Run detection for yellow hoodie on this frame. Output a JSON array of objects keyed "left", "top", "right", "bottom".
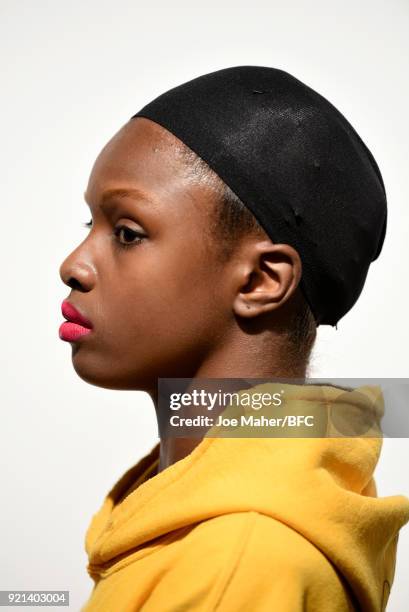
[{"left": 82, "top": 383, "right": 409, "bottom": 611}]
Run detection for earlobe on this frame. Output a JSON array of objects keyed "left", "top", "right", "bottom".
[{"left": 232, "top": 243, "right": 302, "bottom": 319}]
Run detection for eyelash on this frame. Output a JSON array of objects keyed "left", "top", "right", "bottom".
[{"left": 82, "top": 220, "right": 145, "bottom": 250}]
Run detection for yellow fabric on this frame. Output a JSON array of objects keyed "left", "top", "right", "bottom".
[{"left": 82, "top": 383, "right": 409, "bottom": 611}]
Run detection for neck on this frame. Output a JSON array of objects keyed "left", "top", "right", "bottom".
[{"left": 149, "top": 333, "right": 308, "bottom": 473}]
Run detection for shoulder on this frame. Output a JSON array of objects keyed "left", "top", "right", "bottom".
[
  {"left": 186, "top": 511, "right": 332, "bottom": 571},
  {"left": 174, "top": 510, "right": 336, "bottom": 570},
  {"left": 183, "top": 512, "right": 356, "bottom": 611}
]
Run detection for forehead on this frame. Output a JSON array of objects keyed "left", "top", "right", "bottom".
[{"left": 86, "top": 117, "right": 198, "bottom": 199}]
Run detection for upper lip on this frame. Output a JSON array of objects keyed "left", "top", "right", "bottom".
[{"left": 61, "top": 299, "right": 93, "bottom": 329}]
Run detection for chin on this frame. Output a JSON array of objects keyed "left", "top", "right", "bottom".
[
  {"left": 70, "top": 347, "right": 153, "bottom": 391},
  {"left": 71, "top": 347, "right": 121, "bottom": 389}
]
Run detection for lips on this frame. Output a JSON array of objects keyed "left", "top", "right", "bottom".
[
  {"left": 59, "top": 300, "right": 93, "bottom": 342},
  {"left": 61, "top": 300, "right": 93, "bottom": 328}
]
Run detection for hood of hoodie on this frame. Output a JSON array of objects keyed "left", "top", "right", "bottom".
[{"left": 85, "top": 382, "right": 409, "bottom": 611}]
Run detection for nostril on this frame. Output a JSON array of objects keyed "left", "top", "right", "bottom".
[
  {"left": 60, "top": 260, "right": 95, "bottom": 292},
  {"left": 67, "top": 277, "right": 84, "bottom": 291}
]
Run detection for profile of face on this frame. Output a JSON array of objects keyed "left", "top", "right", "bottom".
[
  {"left": 59, "top": 118, "right": 238, "bottom": 392},
  {"left": 59, "top": 117, "right": 302, "bottom": 393}
]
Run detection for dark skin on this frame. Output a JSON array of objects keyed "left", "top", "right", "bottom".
[{"left": 59, "top": 117, "right": 304, "bottom": 474}]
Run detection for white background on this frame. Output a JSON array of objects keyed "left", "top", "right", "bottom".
[{"left": 1, "top": 1, "right": 408, "bottom": 610}]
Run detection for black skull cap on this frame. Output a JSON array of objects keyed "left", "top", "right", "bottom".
[{"left": 131, "top": 65, "right": 387, "bottom": 326}]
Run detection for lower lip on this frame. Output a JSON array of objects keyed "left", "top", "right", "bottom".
[{"left": 59, "top": 321, "right": 93, "bottom": 342}]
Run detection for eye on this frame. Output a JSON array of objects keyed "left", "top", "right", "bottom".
[
  {"left": 82, "top": 219, "right": 92, "bottom": 228},
  {"left": 113, "top": 224, "right": 145, "bottom": 248}
]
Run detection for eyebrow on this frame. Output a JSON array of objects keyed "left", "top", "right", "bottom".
[{"left": 84, "top": 187, "right": 155, "bottom": 211}]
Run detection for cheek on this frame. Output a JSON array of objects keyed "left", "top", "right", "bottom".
[{"left": 106, "top": 254, "right": 223, "bottom": 348}]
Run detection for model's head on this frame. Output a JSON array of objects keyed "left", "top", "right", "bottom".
[
  {"left": 59, "top": 117, "right": 315, "bottom": 391},
  {"left": 59, "top": 66, "right": 387, "bottom": 393}
]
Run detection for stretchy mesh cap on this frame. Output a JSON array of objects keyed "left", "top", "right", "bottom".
[{"left": 131, "top": 65, "right": 387, "bottom": 327}]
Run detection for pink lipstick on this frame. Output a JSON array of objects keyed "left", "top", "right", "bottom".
[{"left": 59, "top": 300, "right": 93, "bottom": 342}]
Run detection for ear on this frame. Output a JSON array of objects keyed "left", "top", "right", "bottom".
[{"left": 232, "top": 240, "right": 302, "bottom": 319}]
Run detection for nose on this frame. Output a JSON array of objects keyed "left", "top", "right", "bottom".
[{"left": 59, "top": 245, "right": 96, "bottom": 292}]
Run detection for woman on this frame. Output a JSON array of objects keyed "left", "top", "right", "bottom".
[{"left": 59, "top": 66, "right": 409, "bottom": 611}]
